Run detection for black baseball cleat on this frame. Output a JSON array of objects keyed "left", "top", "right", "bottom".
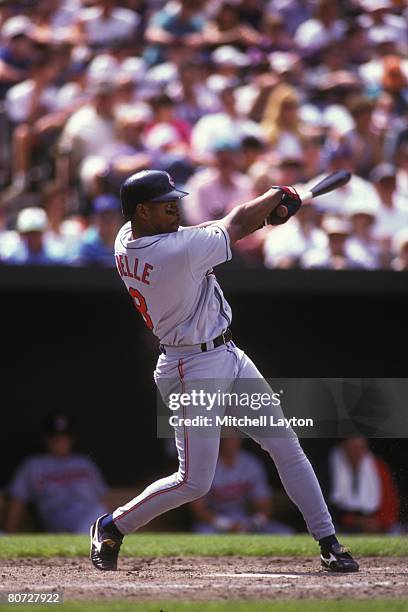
[
  {"left": 90, "top": 514, "right": 123, "bottom": 571},
  {"left": 320, "top": 542, "right": 359, "bottom": 572}
]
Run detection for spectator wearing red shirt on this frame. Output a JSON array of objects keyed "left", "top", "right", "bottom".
[{"left": 327, "top": 437, "right": 400, "bottom": 534}]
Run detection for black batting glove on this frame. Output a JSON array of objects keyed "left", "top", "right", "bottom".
[{"left": 266, "top": 186, "right": 301, "bottom": 226}]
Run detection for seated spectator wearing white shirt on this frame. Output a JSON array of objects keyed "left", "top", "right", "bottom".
[
  {"left": 370, "top": 163, "right": 408, "bottom": 244},
  {"left": 302, "top": 216, "right": 362, "bottom": 270},
  {"left": 57, "top": 77, "right": 116, "bottom": 198},
  {"left": 326, "top": 437, "right": 400, "bottom": 534},
  {"left": 0, "top": 16, "right": 34, "bottom": 101},
  {"left": 345, "top": 201, "right": 384, "bottom": 270},
  {"left": 5, "top": 413, "right": 108, "bottom": 533},
  {"left": 294, "top": 0, "right": 345, "bottom": 57},
  {"left": 5, "top": 54, "right": 61, "bottom": 191},
  {"left": 357, "top": 0, "right": 407, "bottom": 48},
  {"left": 264, "top": 202, "right": 328, "bottom": 269},
  {"left": 190, "top": 437, "right": 293, "bottom": 535},
  {"left": 191, "top": 82, "right": 263, "bottom": 156},
  {"left": 307, "top": 143, "right": 381, "bottom": 216},
  {"left": 75, "top": 0, "right": 140, "bottom": 50}
]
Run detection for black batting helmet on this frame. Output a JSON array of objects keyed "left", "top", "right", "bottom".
[{"left": 120, "top": 170, "right": 189, "bottom": 220}]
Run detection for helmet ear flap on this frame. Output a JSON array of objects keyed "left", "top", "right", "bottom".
[{"left": 120, "top": 182, "right": 134, "bottom": 221}]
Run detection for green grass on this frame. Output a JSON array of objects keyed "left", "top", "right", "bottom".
[
  {"left": 0, "top": 533, "right": 407, "bottom": 558},
  {"left": 0, "top": 601, "right": 408, "bottom": 612}
]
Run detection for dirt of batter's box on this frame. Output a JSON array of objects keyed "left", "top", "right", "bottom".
[{"left": 0, "top": 556, "right": 407, "bottom": 601}]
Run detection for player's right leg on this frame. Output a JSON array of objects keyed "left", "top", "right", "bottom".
[{"left": 231, "top": 346, "right": 359, "bottom": 573}]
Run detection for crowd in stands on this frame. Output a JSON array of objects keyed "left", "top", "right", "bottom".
[{"left": 0, "top": 0, "right": 407, "bottom": 269}]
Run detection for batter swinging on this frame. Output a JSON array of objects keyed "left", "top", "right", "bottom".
[{"left": 90, "top": 169, "right": 359, "bottom": 573}]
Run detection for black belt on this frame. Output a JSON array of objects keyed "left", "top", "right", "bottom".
[
  {"left": 202, "top": 327, "right": 232, "bottom": 352},
  {"left": 160, "top": 328, "right": 232, "bottom": 355}
]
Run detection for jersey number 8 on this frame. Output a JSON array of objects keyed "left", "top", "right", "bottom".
[{"left": 129, "top": 287, "right": 153, "bottom": 330}]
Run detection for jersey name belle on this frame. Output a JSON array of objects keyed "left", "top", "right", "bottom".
[{"left": 115, "top": 254, "right": 154, "bottom": 286}]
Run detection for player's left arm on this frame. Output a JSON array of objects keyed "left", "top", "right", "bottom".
[
  {"left": 188, "top": 185, "right": 300, "bottom": 244},
  {"left": 218, "top": 186, "right": 300, "bottom": 245}
]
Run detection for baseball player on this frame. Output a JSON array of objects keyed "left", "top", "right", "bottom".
[{"left": 90, "top": 169, "right": 359, "bottom": 573}]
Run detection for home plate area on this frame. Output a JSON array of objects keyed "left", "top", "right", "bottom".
[{"left": 1, "top": 557, "right": 407, "bottom": 601}]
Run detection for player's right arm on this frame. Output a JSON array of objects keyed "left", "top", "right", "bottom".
[{"left": 215, "top": 188, "right": 286, "bottom": 245}]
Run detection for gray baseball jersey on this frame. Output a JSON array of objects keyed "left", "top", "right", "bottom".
[{"left": 114, "top": 222, "right": 232, "bottom": 345}]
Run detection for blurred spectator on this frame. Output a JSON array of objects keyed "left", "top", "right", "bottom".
[
  {"left": 294, "top": 0, "right": 345, "bottom": 56},
  {"left": 5, "top": 413, "right": 108, "bottom": 533},
  {"left": 277, "top": 154, "right": 305, "bottom": 186},
  {"left": 202, "top": 1, "right": 261, "bottom": 48},
  {"left": 396, "top": 142, "right": 408, "bottom": 198},
  {"left": 93, "top": 108, "right": 152, "bottom": 195},
  {"left": 0, "top": 16, "right": 33, "bottom": 100},
  {"left": 261, "top": 84, "right": 304, "bottom": 158},
  {"left": 259, "top": 12, "right": 293, "bottom": 53},
  {"left": 391, "top": 227, "right": 408, "bottom": 271},
  {"left": 144, "top": 0, "right": 205, "bottom": 66},
  {"left": 183, "top": 139, "right": 251, "bottom": 226},
  {"left": 5, "top": 55, "right": 62, "bottom": 192},
  {"left": 302, "top": 216, "right": 361, "bottom": 270},
  {"left": 191, "top": 83, "right": 263, "bottom": 156},
  {"left": 264, "top": 202, "right": 327, "bottom": 269},
  {"left": 57, "top": 77, "right": 116, "bottom": 196},
  {"left": 301, "top": 136, "right": 326, "bottom": 182},
  {"left": 145, "top": 93, "right": 191, "bottom": 144},
  {"left": 269, "top": 0, "right": 311, "bottom": 37},
  {"left": 190, "top": 437, "right": 293, "bottom": 534},
  {"left": 41, "top": 183, "right": 84, "bottom": 259},
  {"left": 167, "top": 61, "right": 218, "bottom": 126},
  {"left": 28, "top": 0, "right": 79, "bottom": 46},
  {"left": 327, "top": 437, "right": 400, "bottom": 534},
  {"left": 0, "top": 206, "right": 67, "bottom": 265},
  {"left": 74, "top": 193, "right": 121, "bottom": 266},
  {"left": 345, "top": 200, "right": 383, "bottom": 269},
  {"left": 357, "top": 0, "right": 407, "bottom": 47},
  {"left": 342, "top": 95, "right": 384, "bottom": 179},
  {"left": 75, "top": 0, "right": 140, "bottom": 50},
  {"left": 370, "top": 163, "right": 408, "bottom": 242},
  {"left": 306, "top": 143, "right": 381, "bottom": 216},
  {"left": 240, "top": 135, "right": 266, "bottom": 174}
]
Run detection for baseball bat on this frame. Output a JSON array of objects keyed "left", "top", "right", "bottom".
[{"left": 298, "top": 170, "right": 351, "bottom": 203}]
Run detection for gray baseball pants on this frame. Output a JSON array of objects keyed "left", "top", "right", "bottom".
[{"left": 112, "top": 342, "right": 335, "bottom": 540}]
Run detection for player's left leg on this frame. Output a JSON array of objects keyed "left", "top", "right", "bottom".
[
  {"left": 90, "top": 344, "right": 238, "bottom": 570},
  {"left": 231, "top": 345, "right": 359, "bottom": 572}
]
